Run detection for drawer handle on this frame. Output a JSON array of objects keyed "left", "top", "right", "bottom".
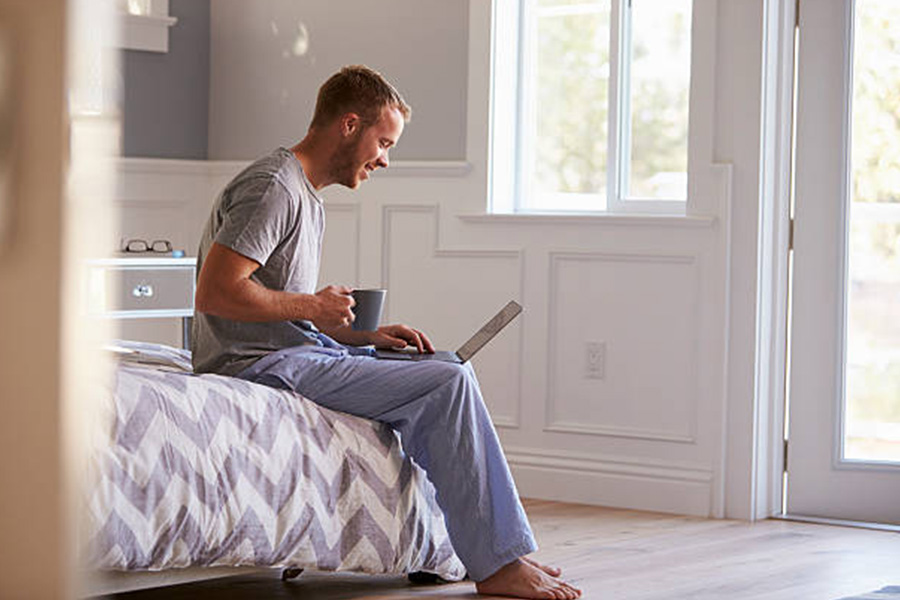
[{"left": 132, "top": 284, "right": 154, "bottom": 298}]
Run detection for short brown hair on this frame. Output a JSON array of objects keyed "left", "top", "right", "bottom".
[{"left": 310, "top": 65, "right": 411, "bottom": 129}]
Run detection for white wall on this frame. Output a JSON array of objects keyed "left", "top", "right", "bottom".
[
  {"left": 116, "top": 0, "right": 775, "bottom": 520},
  {"left": 208, "top": 0, "right": 469, "bottom": 161}
]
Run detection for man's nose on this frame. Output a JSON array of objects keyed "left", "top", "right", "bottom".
[{"left": 376, "top": 152, "right": 389, "bottom": 169}]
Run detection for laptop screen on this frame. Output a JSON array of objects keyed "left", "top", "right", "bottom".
[{"left": 455, "top": 300, "right": 523, "bottom": 362}]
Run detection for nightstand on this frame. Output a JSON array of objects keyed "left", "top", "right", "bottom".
[{"left": 85, "top": 256, "right": 197, "bottom": 348}]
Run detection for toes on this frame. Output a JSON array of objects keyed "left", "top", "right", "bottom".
[
  {"left": 523, "top": 556, "right": 562, "bottom": 577},
  {"left": 555, "top": 581, "right": 581, "bottom": 600}
]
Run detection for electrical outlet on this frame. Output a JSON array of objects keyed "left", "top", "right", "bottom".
[{"left": 585, "top": 341, "right": 606, "bottom": 380}]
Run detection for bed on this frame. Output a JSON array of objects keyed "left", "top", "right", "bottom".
[{"left": 82, "top": 341, "right": 465, "bottom": 593}]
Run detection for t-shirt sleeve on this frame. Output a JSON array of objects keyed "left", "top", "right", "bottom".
[{"left": 213, "top": 176, "right": 296, "bottom": 267}]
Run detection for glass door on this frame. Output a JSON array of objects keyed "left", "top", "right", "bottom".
[{"left": 787, "top": 0, "right": 900, "bottom": 524}]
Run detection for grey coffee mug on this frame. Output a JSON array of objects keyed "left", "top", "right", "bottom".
[{"left": 351, "top": 289, "right": 386, "bottom": 331}]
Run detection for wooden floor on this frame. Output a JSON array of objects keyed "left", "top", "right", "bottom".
[{"left": 104, "top": 499, "right": 900, "bottom": 600}]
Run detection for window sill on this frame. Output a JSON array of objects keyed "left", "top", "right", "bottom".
[{"left": 458, "top": 212, "right": 717, "bottom": 228}]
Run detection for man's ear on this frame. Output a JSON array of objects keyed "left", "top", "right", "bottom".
[{"left": 340, "top": 113, "right": 362, "bottom": 138}]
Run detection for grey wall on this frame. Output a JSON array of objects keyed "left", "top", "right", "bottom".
[
  {"left": 122, "top": 0, "right": 210, "bottom": 159},
  {"left": 208, "top": 0, "right": 468, "bottom": 161}
]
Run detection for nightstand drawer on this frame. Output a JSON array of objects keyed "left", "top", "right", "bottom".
[
  {"left": 87, "top": 259, "right": 196, "bottom": 317},
  {"left": 113, "top": 266, "right": 194, "bottom": 312}
]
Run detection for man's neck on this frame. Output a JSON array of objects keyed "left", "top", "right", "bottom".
[{"left": 290, "top": 135, "right": 333, "bottom": 190}]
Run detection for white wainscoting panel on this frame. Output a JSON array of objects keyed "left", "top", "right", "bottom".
[
  {"left": 318, "top": 202, "right": 361, "bottom": 288},
  {"left": 382, "top": 205, "right": 524, "bottom": 428},
  {"left": 115, "top": 158, "right": 217, "bottom": 255},
  {"left": 546, "top": 252, "right": 701, "bottom": 443}
]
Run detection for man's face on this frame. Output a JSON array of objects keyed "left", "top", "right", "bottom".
[{"left": 331, "top": 105, "right": 404, "bottom": 189}]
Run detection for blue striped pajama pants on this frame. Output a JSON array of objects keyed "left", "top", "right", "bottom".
[{"left": 236, "top": 337, "right": 537, "bottom": 582}]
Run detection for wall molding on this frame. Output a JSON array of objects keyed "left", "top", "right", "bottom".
[
  {"left": 119, "top": 12, "right": 178, "bottom": 53},
  {"left": 381, "top": 203, "right": 525, "bottom": 429},
  {"left": 459, "top": 212, "right": 717, "bottom": 228},
  {"left": 545, "top": 251, "right": 701, "bottom": 444},
  {"left": 506, "top": 446, "right": 713, "bottom": 482},
  {"left": 117, "top": 157, "right": 222, "bottom": 175},
  {"left": 380, "top": 204, "right": 524, "bottom": 313},
  {"left": 543, "top": 422, "right": 696, "bottom": 444},
  {"left": 505, "top": 445, "right": 714, "bottom": 516},
  {"left": 113, "top": 198, "right": 190, "bottom": 207},
  {"left": 380, "top": 161, "right": 472, "bottom": 178},
  {"left": 116, "top": 157, "right": 471, "bottom": 179}
]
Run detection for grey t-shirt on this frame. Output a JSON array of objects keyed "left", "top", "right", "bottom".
[{"left": 192, "top": 147, "right": 326, "bottom": 375}]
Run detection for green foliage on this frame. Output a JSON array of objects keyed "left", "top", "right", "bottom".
[
  {"left": 627, "top": 2, "right": 690, "bottom": 197},
  {"left": 535, "top": 11, "right": 610, "bottom": 194},
  {"left": 845, "top": 1, "right": 900, "bottom": 443},
  {"left": 852, "top": 0, "right": 900, "bottom": 205},
  {"left": 530, "top": 1, "right": 691, "bottom": 201},
  {"left": 848, "top": 363, "right": 900, "bottom": 423}
]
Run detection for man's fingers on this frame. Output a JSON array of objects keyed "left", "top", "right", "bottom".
[
  {"left": 415, "top": 329, "right": 435, "bottom": 353},
  {"left": 398, "top": 327, "right": 424, "bottom": 353},
  {"left": 321, "top": 284, "right": 350, "bottom": 294},
  {"left": 335, "top": 286, "right": 355, "bottom": 306},
  {"left": 387, "top": 336, "right": 407, "bottom": 349},
  {"left": 387, "top": 325, "right": 422, "bottom": 353},
  {"left": 398, "top": 326, "right": 434, "bottom": 354},
  {"left": 324, "top": 284, "right": 355, "bottom": 302},
  {"left": 376, "top": 324, "right": 435, "bottom": 354}
]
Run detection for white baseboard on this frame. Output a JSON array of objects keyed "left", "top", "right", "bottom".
[{"left": 506, "top": 447, "right": 714, "bottom": 517}]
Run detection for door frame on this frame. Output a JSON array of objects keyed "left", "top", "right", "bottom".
[{"left": 749, "top": 0, "right": 798, "bottom": 521}]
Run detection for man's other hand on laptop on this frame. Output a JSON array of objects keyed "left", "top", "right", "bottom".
[{"left": 370, "top": 324, "right": 435, "bottom": 354}]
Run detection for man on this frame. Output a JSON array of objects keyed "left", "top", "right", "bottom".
[{"left": 192, "top": 65, "right": 581, "bottom": 600}]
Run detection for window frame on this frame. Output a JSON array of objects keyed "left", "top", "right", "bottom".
[{"left": 490, "top": 0, "right": 690, "bottom": 216}]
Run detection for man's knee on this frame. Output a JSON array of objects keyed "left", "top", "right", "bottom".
[
  {"left": 408, "top": 361, "right": 482, "bottom": 417},
  {"left": 417, "top": 359, "right": 470, "bottom": 383},
  {"left": 436, "top": 362, "right": 482, "bottom": 411},
  {"left": 439, "top": 361, "right": 478, "bottom": 391}
]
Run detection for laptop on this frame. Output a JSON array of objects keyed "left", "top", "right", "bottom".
[{"left": 374, "top": 300, "right": 523, "bottom": 363}]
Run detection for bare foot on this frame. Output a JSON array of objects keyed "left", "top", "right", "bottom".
[
  {"left": 475, "top": 558, "right": 581, "bottom": 599},
  {"left": 522, "top": 555, "right": 562, "bottom": 578}
]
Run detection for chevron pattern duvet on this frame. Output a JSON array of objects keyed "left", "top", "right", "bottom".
[{"left": 84, "top": 360, "right": 466, "bottom": 580}]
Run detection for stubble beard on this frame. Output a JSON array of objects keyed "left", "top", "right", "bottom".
[{"left": 328, "top": 134, "right": 365, "bottom": 189}]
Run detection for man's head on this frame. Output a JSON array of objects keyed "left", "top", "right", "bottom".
[
  {"left": 310, "top": 65, "right": 411, "bottom": 130},
  {"left": 306, "top": 65, "right": 411, "bottom": 189}
]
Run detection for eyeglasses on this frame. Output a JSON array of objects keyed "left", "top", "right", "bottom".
[{"left": 121, "top": 239, "right": 173, "bottom": 253}]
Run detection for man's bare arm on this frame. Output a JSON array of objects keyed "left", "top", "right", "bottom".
[{"left": 195, "top": 242, "right": 354, "bottom": 328}]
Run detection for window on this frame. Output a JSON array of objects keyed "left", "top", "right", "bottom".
[{"left": 491, "top": 0, "right": 692, "bottom": 214}]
